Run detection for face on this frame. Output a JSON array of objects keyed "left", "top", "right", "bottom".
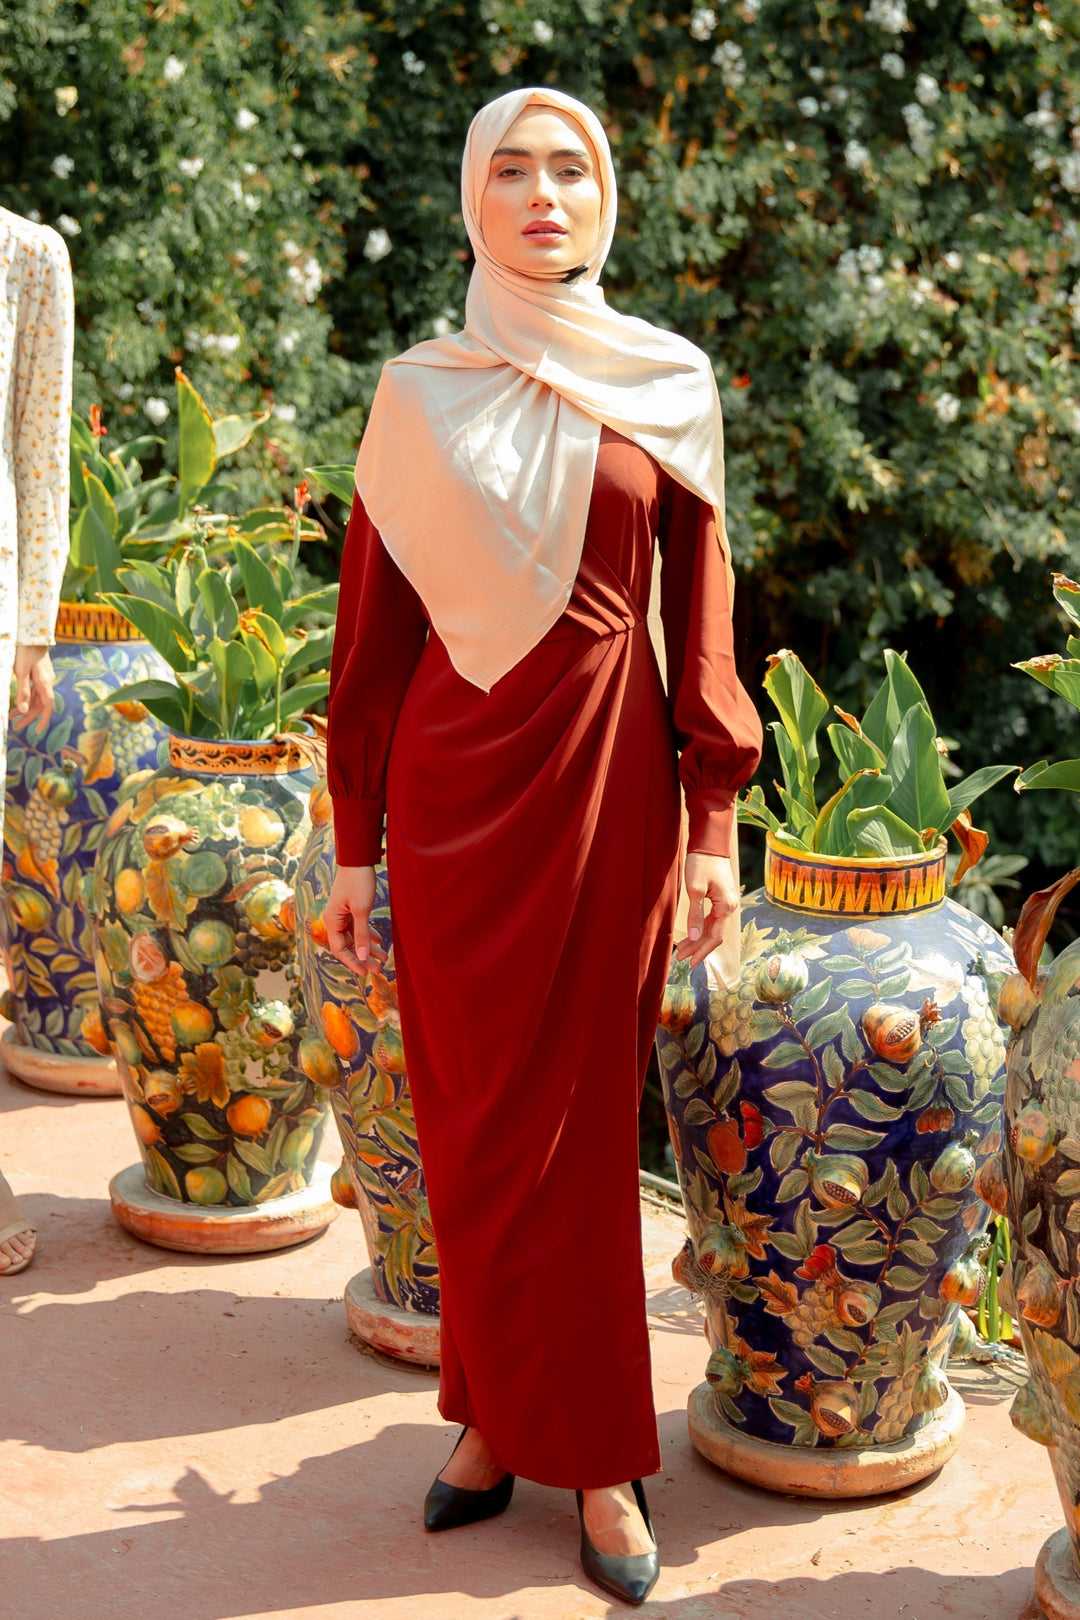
[{"left": 479, "top": 106, "right": 603, "bottom": 280}]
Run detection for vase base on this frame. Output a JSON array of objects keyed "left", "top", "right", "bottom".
[
  {"left": 1, "top": 1027, "right": 121, "bottom": 1095},
  {"left": 109, "top": 1161, "right": 339, "bottom": 1254},
  {"left": 687, "top": 1380, "right": 965, "bottom": 1499},
  {"left": 345, "top": 1267, "right": 440, "bottom": 1367},
  {"left": 1036, "top": 1528, "right": 1080, "bottom": 1619}
]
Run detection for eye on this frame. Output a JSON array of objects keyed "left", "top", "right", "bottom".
[{"left": 558, "top": 166, "right": 589, "bottom": 181}]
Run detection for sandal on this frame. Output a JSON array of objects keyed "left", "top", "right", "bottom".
[{"left": 0, "top": 1171, "right": 37, "bottom": 1276}]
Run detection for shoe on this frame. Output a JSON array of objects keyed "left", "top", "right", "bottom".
[
  {"left": 576, "top": 1479, "right": 660, "bottom": 1607},
  {"left": 423, "top": 1427, "right": 515, "bottom": 1532}
]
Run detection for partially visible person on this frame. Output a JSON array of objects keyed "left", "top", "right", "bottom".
[{"left": 0, "top": 207, "right": 75, "bottom": 1276}]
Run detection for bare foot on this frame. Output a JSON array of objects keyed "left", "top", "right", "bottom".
[
  {"left": 438, "top": 1427, "right": 506, "bottom": 1492},
  {"left": 0, "top": 1229, "right": 36, "bottom": 1274},
  {"left": 581, "top": 1484, "right": 655, "bottom": 1557}
]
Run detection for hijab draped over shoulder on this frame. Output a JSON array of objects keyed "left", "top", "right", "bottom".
[{"left": 353, "top": 86, "right": 732, "bottom": 693}]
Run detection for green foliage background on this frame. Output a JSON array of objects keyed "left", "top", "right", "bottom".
[{"left": 4, "top": 0, "right": 1080, "bottom": 879}]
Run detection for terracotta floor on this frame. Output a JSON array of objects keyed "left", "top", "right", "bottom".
[{"left": 0, "top": 1062, "right": 1063, "bottom": 1620}]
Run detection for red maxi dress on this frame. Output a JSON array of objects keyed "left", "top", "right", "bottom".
[{"left": 328, "top": 427, "right": 762, "bottom": 1489}]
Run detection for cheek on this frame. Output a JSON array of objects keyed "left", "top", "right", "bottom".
[{"left": 480, "top": 188, "right": 516, "bottom": 245}]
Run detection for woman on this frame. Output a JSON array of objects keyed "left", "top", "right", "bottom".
[{"left": 325, "top": 87, "right": 761, "bottom": 1606}]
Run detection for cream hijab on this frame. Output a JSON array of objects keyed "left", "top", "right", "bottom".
[{"left": 353, "top": 86, "right": 732, "bottom": 693}]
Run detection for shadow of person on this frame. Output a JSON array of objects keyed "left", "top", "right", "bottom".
[{"left": 625, "top": 1562, "right": 1042, "bottom": 1619}]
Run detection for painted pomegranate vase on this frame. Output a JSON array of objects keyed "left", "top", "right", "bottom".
[
  {"left": 989, "top": 879, "right": 1080, "bottom": 1607},
  {"left": 91, "top": 733, "right": 332, "bottom": 1210},
  {"left": 660, "top": 835, "right": 1009, "bottom": 1482},
  {"left": 294, "top": 785, "right": 439, "bottom": 1314},
  {"left": 0, "top": 603, "right": 167, "bottom": 1091}
]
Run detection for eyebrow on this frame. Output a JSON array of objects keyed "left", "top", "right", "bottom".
[{"left": 491, "top": 145, "right": 592, "bottom": 162}]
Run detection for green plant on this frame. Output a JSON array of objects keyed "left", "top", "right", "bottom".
[
  {"left": 947, "top": 851, "right": 1029, "bottom": 928},
  {"left": 65, "top": 369, "right": 268, "bottom": 601},
  {"left": 976, "top": 1215, "right": 1015, "bottom": 1344},
  {"left": 1014, "top": 574, "right": 1080, "bottom": 795},
  {"left": 99, "top": 542, "right": 337, "bottom": 741},
  {"left": 740, "top": 648, "right": 1016, "bottom": 864}
]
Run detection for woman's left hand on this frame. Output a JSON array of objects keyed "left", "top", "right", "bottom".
[
  {"left": 676, "top": 852, "right": 740, "bottom": 969},
  {"left": 12, "top": 645, "right": 55, "bottom": 733}
]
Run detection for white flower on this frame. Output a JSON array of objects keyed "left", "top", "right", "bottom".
[
  {"left": 827, "top": 84, "right": 850, "bottom": 106},
  {"left": 364, "top": 227, "right": 392, "bottom": 262},
  {"left": 902, "top": 102, "right": 933, "bottom": 158},
  {"left": 57, "top": 214, "right": 80, "bottom": 236},
  {"left": 864, "top": 273, "right": 887, "bottom": 314},
  {"left": 797, "top": 97, "right": 820, "bottom": 117},
  {"left": 243, "top": 193, "right": 261, "bottom": 212},
  {"left": 432, "top": 315, "right": 453, "bottom": 337},
  {"left": 26, "top": 209, "right": 41, "bottom": 223},
  {"left": 54, "top": 86, "right": 78, "bottom": 116},
  {"left": 532, "top": 18, "right": 554, "bottom": 44},
  {"left": 243, "top": 162, "right": 257, "bottom": 176},
  {"left": 178, "top": 156, "right": 204, "bottom": 179},
  {"left": 857, "top": 244, "right": 884, "bottom": 273},
  {"left": 942, "top": 250, "right": 963, "bottom": 271},
  {"left": 1060, "top": 151, "right": 1080, "bottom": 194},
  {"left": 845, "top": 139, "right": 871, "bottom": 169},
  {"left": 867, "top": 0, "right": 907, "bottom": 32},
  {"left": 287, "top": 258, "right": 324, "bottom": 302},
  {"left": 1069, "top": 283, "right": 1080, "bottom": 328},
  {"left": 915, "top": 72, "right": 940, "bottom": 107},
  {"left": 51, "top": 153, "right": 74, "bottom": 179},
  {"left": 278, "top": 329, "right": 300, "bottom": 354},
  {"left": 690, "top": 7, "right": 717, "bottom": 40},
  {"left": 712, "top": 40, "right": 746, "bottom": 88},
  {"left": 1025, "top": 92, "right": 1059, "bottom": 135},
  {"left": 145, "top": 397, "right": 170, "bottom": 424},
  {"left": 808, "top": 65, "right": 826, "bottom": 83},
  {"left": 881, "top": 51, "right": 905, "bottom": 78},
  {"left": 402, "top": 50, "right": 425, "bottom": 74},
  {"left": 163, "top": 54, "right": 186, "bottom": 83},
  {"left": 1033, "top": 148, "right": 1055, "bottom": 174},
  {"left": 115, "top": 382, "right": 133, "bottom": 401},
  {"left": 216, "top": 333, "right": 241, "bottom": 354},
  {"left": 233, "top": 249, "right": 250, "bottom": 266},
  {"left": 290, "top": 143, "right": 305, "bottom": 159},
  {"left": 933, "top": 393, "right": 961, "bottom": 424},
  {"left": 235, "top": 107, "right": 259, "bottom": 131},
  {"left": 741, "top": 0, "right": 760, "bottom": 13},
  {"left": 837, "top": 249, "right": 860, "bottom": 286},
  {"left": 272, "top": 402, "right": 297, "bottom": 422},
  {"left": 135, "top": 298, "right": 159, "bottom": 320}
]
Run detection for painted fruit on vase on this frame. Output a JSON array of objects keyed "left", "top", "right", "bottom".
[
  {"left": 659, "top": 836, "right": 1009, "bottom": 1451},
  {"left": 294, "top": 790, "right": 439, "bottom": 1314},
  {"left": 90, "top": 736, "right": 331, "bottom": 1205},
  {"left": 0, "top": 621, "right": 167, "bottom": 1062}
]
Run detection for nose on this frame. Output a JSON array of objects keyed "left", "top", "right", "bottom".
[{"left": 529, "top": 166, "right": 557, "bottom": 209}]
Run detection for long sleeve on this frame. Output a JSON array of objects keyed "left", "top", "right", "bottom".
[
  {"left": 327, "top": 493, "right": 429, "bottom": 865},
  {"left": 12, "top": 225, "right": 73, "bottom": 646},
  {"left": 659, "top": 478, "right": 763, "bottom": 855}
]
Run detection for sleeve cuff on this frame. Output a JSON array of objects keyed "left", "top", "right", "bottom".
[
  {"left": 686, "top": 787, "right": 737, "bottom": 856},
  {"left": 331, "top": 795, "right": 385, "bottom": 867}
]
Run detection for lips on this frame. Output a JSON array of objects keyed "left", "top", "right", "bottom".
[{"left": 523, "top": 221, "right": 566, "bottom": 236}]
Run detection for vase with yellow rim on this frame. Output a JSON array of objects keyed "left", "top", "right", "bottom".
[
  {"left": 293, "top": 784, "right": 440, "bottom": 1367},
  {"left": 0, "top": 601, "right": 169, "bottom": 1096},
  {"left": 90, "top": 731, "right": 338, "bottom": 1254},
  {"left": 658, "top": 649, "right": 1015, "bottom": 1498}
]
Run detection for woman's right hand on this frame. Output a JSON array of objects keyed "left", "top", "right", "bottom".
[{"left": 325, "top": 864, "right": 380, "bottom": 976}]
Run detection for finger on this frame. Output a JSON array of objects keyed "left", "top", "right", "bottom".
[
  {"left": 13, "top": 669, "right": 30, "bottom": 716},
  {"left": 685, "top": 888, "right": 705, "bottom": 944},
  {"left": 31, "top": 667, "right": 55, "bottom": 728},
  {"left": 351, "top": 905, "right": 371, "bottom": 965},
  {"left": 326, "top": 908, "right": 364, "bottom": 974}
]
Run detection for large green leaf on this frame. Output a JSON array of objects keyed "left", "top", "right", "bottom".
[
  {"left": 1014, "top": 655, "right": 1080, "bottom": 712},
  {"left": 1053, "top": 575, "right": 1080, "bottom": 630},
  {"left": 945, "top": 763, "right": 1018, "bottom": 821},
  {"left": 281, "top": 583, "right": 339, "bottom": 629},
  {"left": 233, "top": 538, "right": 284, "bottom": 622},
  {"left": 284, "top": 627, "right": 334, "bottom": 678},
  {"left": 103, "top": 678, "right": 187, "bottom": 732},
  {"left": 176, "top": 369, "right": 216, "bottom": 514},
  {"left": 862, "top": 650, "right": 932, "bottom": 753},
  {"left": 305, "top": 463, "right": 357, "bottom": 503},
  {"left": 99, "top": 592, "right": 196, "bottom": 672},
  {"left": 846, "top": 805, "right": 927, "bottom": 857},
  {"left": 885, "top": 703, "right": 951, "bottom": 838},
  {"left": 195, "top": 566, "right": 239, "bottom": 642},
  {"left": 763, "top": 651, "right": 828, "bottom": 807},
  {"left": 213, "top": 411, "right": 269, "bottom": 461},
  {"left": 82, "top": 469, "right": 119, "bottom": 538},
  {"left": 827, "top": 720, "right": 883, "bottom": 778},
  {"left": 72, "top": 505, "right": 123, "bottom": 595},
  {"left": 815, "top": 770, "right": 894, "bottom": 856},
  {"left": 209, "top": 637, "right": 256, "bottom": 736},
  {"left": 1016, "top": 759, "right": 1080, "bottom": 793}
]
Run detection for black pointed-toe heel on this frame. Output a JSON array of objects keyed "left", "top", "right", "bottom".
[
  {"left": 423, "top": 1427, "right": 516, "bottom": 1532},
  {"left": 576, "top": 1479, "right": 660, "bottom": 1607}
]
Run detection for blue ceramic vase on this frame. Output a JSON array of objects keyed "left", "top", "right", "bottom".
[
  {"left": 659, "top": 834, "right": 1009, "bottom": 1486},
  {"left": 293, "top": 791, "right": 440, "bottom": 1319},
  {"left": 0, "top": 602, "right": 167, "bottom": 1093}
]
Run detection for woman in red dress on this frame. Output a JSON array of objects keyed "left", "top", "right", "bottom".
[{"left": 325, "top": 87, "right": 761, "bottom": 1606}]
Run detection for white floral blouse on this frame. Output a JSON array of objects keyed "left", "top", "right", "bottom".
[{"left": 0, "top": 207, "right": 73, "bottom": 651}]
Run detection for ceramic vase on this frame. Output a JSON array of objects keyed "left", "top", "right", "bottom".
[
  {"left": 294, "top": 789, "right": 440, "bottom": 1365},
  {"left": 659, "top": 833, "right": 1010, "bottom": 1498},
  {"left": 91, "top": 732, "right": 338, "bottom": 1254},
  {"left": 989, "top": 930, "right": 1080, "bottom": 1620},
  {"left": 0, "top": 602, "right": 168, "bottom": 1095}
]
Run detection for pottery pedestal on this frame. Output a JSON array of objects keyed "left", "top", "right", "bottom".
[
  {"left": 294, "top": 791, "right": 440, "bottom": 1363},
  {"left": 659, "top": 835, "right": 1010, "bottom": 1497},
  {"left": 93, "top": 733, "right": 337, "bottom": 1254},
  {"left": 0, "top": 603, "right": 169, "bottom": 1095},
  {"left": 1036, "top": 1529, "right": 1080, "bottom": 1620}
]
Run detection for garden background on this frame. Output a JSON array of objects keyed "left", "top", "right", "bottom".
[{"left": 3, "top": 3, "right": 1080, "bottom": 922}]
